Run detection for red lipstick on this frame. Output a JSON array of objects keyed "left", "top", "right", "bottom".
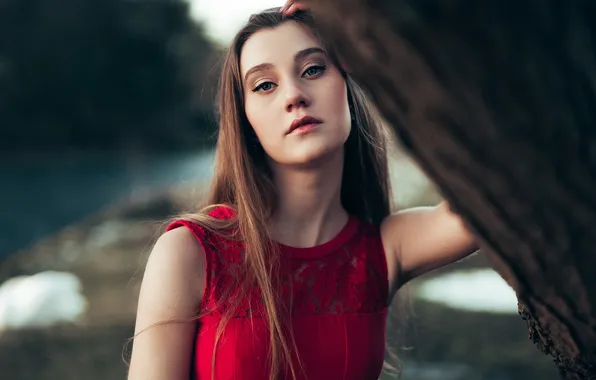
[{"left": 287, "top": 116, "right": 323, "bottom": 135}]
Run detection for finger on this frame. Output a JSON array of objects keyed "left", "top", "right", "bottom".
[
  {"left": 285, "top": 3, "right": 298, "bottom": 16},
  {"left": 293, "top": 2, "right": 310, "bottom": 12},
  {"left": 280, "top": 0, "right": 294, "bottom": 14},
  {"left": 285, "top": 2, "right": 310, "bottom": 16}
]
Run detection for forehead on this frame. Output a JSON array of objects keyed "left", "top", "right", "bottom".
[{"left": 240, "top": 22, "right": 322, "bottom": 76}]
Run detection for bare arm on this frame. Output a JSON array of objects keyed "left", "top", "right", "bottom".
[
  {"left": 127, "top": 227, "right": 206, "bottom": 380},
  {"left": 382, "top": 202, "right": 478, "bottom": 289}
]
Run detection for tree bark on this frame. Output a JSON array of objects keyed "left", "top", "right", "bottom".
[{"left": 306, "top": 0, "right": 596, "bottom": 378}]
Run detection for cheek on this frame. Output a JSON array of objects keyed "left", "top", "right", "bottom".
[
  {"left": 245, "top": 101, "right": 269, "bottom": 141},
  {"left": 244, "top": 101, "right": 259, "bottom": 133},
  {"left": 326, "top": 82, "right": 351, "bottom": 134},
  {"left": 244, "top": 100, "right": 282, "bottom": 156}
]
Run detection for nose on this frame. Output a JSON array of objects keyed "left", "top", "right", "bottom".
[{"left": 284, "top": 81, "right": 310, "bottom": 112}]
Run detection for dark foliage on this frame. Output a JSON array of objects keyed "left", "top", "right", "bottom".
[{"left": 0, "top": 0, "right": 221, "bottom": 151}]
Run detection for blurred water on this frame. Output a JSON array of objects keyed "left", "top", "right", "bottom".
[
  {"left": 416, "top": 269, "right": 519, "bottom": 314},
  {"left": 0, "top": 150, "right": 214, "bottom": 257},
  {"left": 0, "top": 271, "right": 87, "bottom": 331},
  {"left": 399, "top": 361, "right": 476, "bottom": 380}
]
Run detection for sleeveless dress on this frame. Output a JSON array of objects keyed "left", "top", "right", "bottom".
[{"left": 166, "top": 206, "right": 389, "bottom": 380}]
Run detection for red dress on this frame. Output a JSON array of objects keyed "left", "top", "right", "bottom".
[{"left": 167, "top": 206, "right": 389, "bottom": 380}]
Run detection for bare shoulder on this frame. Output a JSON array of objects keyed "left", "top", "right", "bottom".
[
  {"left": 379, "top": 206, "right": 436, "bottom": 293},
  {"left": 380, "top": 206, "right": 437, "bottom": 254},
  {"left": 148, "top": 226, "right": 206, "bottom": 275},
  {"left": 380, "top": 214, "right": 403, "bottom": 295},
  {"left": 379, "top": 204, "right": 477, "bottom": 291},
  {"left": 380, "top": 213, "right": 403, "bottom": 245},
  {"left": 128, "top": 227, "right": 206, "bottom": 380},
  {"left": 137, "top": 226, "right": 207, "bottom": 322}
]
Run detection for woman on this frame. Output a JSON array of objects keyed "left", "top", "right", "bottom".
[{"left": 127, "top": 4, "right": 478, "bottom": 380}]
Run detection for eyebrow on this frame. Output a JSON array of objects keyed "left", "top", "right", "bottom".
[{"left": 243, "top": 47, "right": 326, "bottom": 83}]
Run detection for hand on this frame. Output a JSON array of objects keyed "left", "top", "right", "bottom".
[{"left": 280, "top": 0, "right": 309, "bottom": 16}]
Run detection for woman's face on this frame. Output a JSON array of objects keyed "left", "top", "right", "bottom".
[{"left": 240, "top": 21, "right": 351, "bottom": 167}]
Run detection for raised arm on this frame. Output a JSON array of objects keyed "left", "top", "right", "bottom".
[
  {"left": 381, "top": 202, "right": 478, "bottom": 289},
  {"left": 127, "top": 227, "right": 206, "bottom": 380}
]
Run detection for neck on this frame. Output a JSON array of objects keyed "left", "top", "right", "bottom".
[{"left": 268, "top": 149, "right": 348, "bottom": 248}]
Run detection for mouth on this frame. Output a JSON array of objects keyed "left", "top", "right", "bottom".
[{"left": 287, "top": 116, "right": 323, "bottom": 135}]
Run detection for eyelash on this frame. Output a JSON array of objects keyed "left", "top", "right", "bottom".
[{"left": 251, "top": 64, "right": 327, "bottom": 93}]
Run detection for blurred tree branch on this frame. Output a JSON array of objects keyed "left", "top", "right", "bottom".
[{"left": 307, "top": 0, "right": 596, "bottom": 378}]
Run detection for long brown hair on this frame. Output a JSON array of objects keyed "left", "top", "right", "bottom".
[{"left": 182, "top": 8, "right": 392, "bottom": 380}]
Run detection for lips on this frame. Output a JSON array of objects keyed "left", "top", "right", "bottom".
[{"left": 287, "top": 116, "right": 323, "bottom": 134}]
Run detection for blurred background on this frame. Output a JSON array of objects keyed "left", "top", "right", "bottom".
[{"left": 0, "top": 0, "right": 559, "bottom": 379}]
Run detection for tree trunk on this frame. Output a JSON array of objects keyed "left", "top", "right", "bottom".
[{"left": 306, "top": 0, "right": 596, "bottom": 378}]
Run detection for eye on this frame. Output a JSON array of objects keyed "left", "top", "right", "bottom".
[
  {"left": 303, "top": 65, "right": 327, "bottom": 78},
  {"left": 252, "top": 81, "right": 276, "bottom": 93}
]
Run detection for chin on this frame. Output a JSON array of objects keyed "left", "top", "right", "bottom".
[{"left": 284, "top": 143, "right": 343, "bottom": 168}]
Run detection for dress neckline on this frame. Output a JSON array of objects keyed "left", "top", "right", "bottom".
[{"left": 276, "top": 215, "right": 360, "bottom": 259}]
